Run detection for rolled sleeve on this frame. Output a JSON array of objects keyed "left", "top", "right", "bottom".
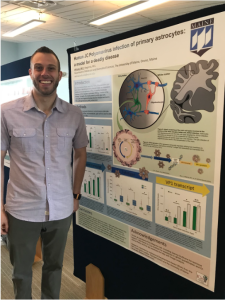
[
  {"left": 1, "top": 108, "right": 10, "bottom": 151},
  {"left": 73, "top": 113, "right": 88, "bottom": 149}
]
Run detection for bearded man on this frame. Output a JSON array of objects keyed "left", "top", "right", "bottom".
[{"left": 1, "top": 46, "right": 88, "bottom": 299}]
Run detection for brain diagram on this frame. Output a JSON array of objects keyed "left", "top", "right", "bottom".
[
  {"left": 119, "top": 69, "right": 166, "bottom": 129},
  {"left": 170, "top": 59, "right": 219, "bottom": 123}
]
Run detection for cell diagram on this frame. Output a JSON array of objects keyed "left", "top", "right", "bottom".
[
  {"left": 119, "top": 69, "right": 166, "bottom": 129},
  {"left": 170, "top": 59, "right": 219, "bottom": 124},
  {"left": 113, "top": 130, "right": 141, "bottom": 167}
]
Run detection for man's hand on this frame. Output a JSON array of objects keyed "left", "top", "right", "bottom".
[
  {"left": 1, "top": 210, "right": 8, "bottom": 235},
  {"left": 1, "top": 150, "right": 7, "bottom": 235},
  {"left": 73, "top": 199, "right": 79, "bottom": 212}
]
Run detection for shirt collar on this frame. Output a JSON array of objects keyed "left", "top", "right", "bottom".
[
  {"left": 53, "top": 96, "right": 65, "bottom": 113},
  {"left": 23, "top": 94, "right": 36, "bottom": 112},
  {"left": 23, "top": 93, "right": 65, "bottom": 113}
]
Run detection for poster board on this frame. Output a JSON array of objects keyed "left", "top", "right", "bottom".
[{"left": 68, "top": 5, "right": 225, "bottom": 298}]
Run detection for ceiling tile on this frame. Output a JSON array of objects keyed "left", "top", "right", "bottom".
[
  {"left": 1, "top": 1, "right": 224, "bottom": 43},
  {"left": 1, "top": 2, "right": 9, "bottom": 7},
  {"left": 59, "top": 1, "right": 85, "bottom": 6},
  {"left": 1, "top": 4, "right": 19, "bottom": 13}
]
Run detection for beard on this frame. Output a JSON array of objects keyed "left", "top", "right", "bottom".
[{"left": 32, "top": 77, "right": 59, "bottom": 96}]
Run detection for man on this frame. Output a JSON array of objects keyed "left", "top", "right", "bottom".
[{"left": 1, "top": 46, "right": 88, "bottom": 299}]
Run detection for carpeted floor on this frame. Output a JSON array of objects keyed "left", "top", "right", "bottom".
[{"left": 1, "top": 223, "right": 86, "bottom": 299}]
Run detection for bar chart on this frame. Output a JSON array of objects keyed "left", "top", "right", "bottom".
[
  {"left": 81, "top": 167, "right": 104, "bottom": 204},
  {"left": 106, "top": 173, "right": 152, "bottom": 221},
  {"left": 155, "top": 184, "right": 206, "bottom": 240},
  {"left": 86, "top": 125, "right": 111, "bottom": 156}
]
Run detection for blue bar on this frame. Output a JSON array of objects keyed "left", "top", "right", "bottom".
[
  {"left": 133, "top": 200, "right": 136, "bottom": 206},
  {"left": 146, "top": 205, "right": 151, "bottom": 212},
  {"left": 86, "top": 162, "right": 106, "bottom": 172},
  {"left": 120, "top": 196, "right": 123, "bottom": 202},
  {"left": 154, "top": 156, "right": 171, "bottom": 162}
]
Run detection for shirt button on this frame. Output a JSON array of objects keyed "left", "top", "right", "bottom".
[
  {"left": 66, "top": 133, "right": 68, "bottom": 136},
  {"left": 46, "top": 135, "right": 48, "bottom": 137},
  {"left": 24, "top": 133, "right": 26, "bottom": 136},
  {"left": 47, "top": 151, "right": 49, "bottom": 153},
  {"left": 47, "top": 168, "right": 49, "bottom": 170}
]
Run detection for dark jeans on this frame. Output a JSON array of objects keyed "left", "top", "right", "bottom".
[{"left": 7, "top": 213, "right": 72, "bottom": 299}]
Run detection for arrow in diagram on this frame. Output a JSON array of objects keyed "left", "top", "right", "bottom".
[{"left": 141, "top": 155, "right": 171, "bottom": 163}]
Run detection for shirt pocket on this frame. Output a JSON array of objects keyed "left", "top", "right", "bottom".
[
  {"left": 57, "top": 128, "right": 75, "bottom": 151},
  {"left": 13, "top": 128, "right": 36, "bottom": 152}
]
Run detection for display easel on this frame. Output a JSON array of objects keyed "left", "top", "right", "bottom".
[
  {"left": 85, "top": 264, "right": 106, "bottom": 299},
  {"left": 34, "top": 237, "right": 42, "bottom": 263}
]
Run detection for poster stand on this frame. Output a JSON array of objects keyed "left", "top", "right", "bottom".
[
  {"left": 34, "top": 237, "right": 42, "bottom": 263},
  {"left": 85, "top": 264, "right": 105, "bottom": 299}
]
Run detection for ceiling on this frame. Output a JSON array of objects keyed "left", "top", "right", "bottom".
[{"left": 1, "top": 0, "right": 225, "bottom": 43}]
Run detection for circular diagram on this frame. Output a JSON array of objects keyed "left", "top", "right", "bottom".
[
  {"left": 113, "top": 130, "right": 141, "bottom": 167},
  {"left": 119, "top": 69, "right": 166, "bottom": 129}
]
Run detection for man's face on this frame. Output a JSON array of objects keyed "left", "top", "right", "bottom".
[{"left": 29, "top": 52, "right": 62, "bottom": 96}]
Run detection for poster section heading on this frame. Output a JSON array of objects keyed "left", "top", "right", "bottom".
[
  {"left": 76, "top": 103, "right": 112, "bottom": 118},
  {"left": 74, "top": 76, "right": 112, "bottom": 103},
  {"left": 72, "top": 12, "right": 225, "bottom": 292}
]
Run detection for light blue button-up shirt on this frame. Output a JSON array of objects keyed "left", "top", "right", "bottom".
[{"left": 1, "top": 94, "right": 88, "bottom": 222}]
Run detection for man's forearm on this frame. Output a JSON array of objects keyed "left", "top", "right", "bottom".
[
  {"left": 73, "top": 148, "right": 87, "bottom": 194},
  {"left": 1, "top": 155, "right": 9, "bottom": 234},
  {"left": 1, "top": 165, "right": 5, "bottom": 211}
]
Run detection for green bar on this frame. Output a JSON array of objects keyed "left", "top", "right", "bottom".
[
  {"left": 165, "top": 216, "right": 168, "bottom": 221},
  {"left": 126, "top": 203, "right": 130, "bottom": 206},
  {"left": 139, "top": 207, "right": 143, "bottom": 211},
  {"left": 193, "top": 206, "right": 197, "bottom": 230},
  {"left": 97, "top": 178, "right": 100, "bottom": 197},
  {"left": 183, "top": 211, "right": 186, "bottom": 227},
  {"left": 93, "top": 180, "right": 95, "bottom": 196},
  {"left": 84, "top": 183, "right": 86, "bottom": 193},
  {"left": 89, "top": 133, "right": 92, "bottom": 148},
  {"left": 174, "top": 217, "right": 177, "bottom": 224},
  {"left": 114, "top": 199, "right": 117, "bottom": 202},
  {"left": 88, "top": 181, "right": 91, "bottom": 194}
]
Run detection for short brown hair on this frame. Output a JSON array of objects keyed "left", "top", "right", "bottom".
[{"left": 30, "top": 46, "right": 61, "bottom": 71}]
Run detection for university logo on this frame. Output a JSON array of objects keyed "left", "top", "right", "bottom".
[{"left": 190, "top": 18, "right": 214, "bottom": 57}]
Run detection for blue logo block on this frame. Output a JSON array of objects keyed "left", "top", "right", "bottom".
[{"left": 190, "top": 20, "right": 214, "bottom": 57}]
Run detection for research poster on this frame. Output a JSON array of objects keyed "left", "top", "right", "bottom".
[{"left": 71, "top": 12, "right": 225, "bottom": 291}]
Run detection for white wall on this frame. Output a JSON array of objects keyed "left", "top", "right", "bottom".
[{"left": 1, "top": 40, "right": 19, "bottom": 65}]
